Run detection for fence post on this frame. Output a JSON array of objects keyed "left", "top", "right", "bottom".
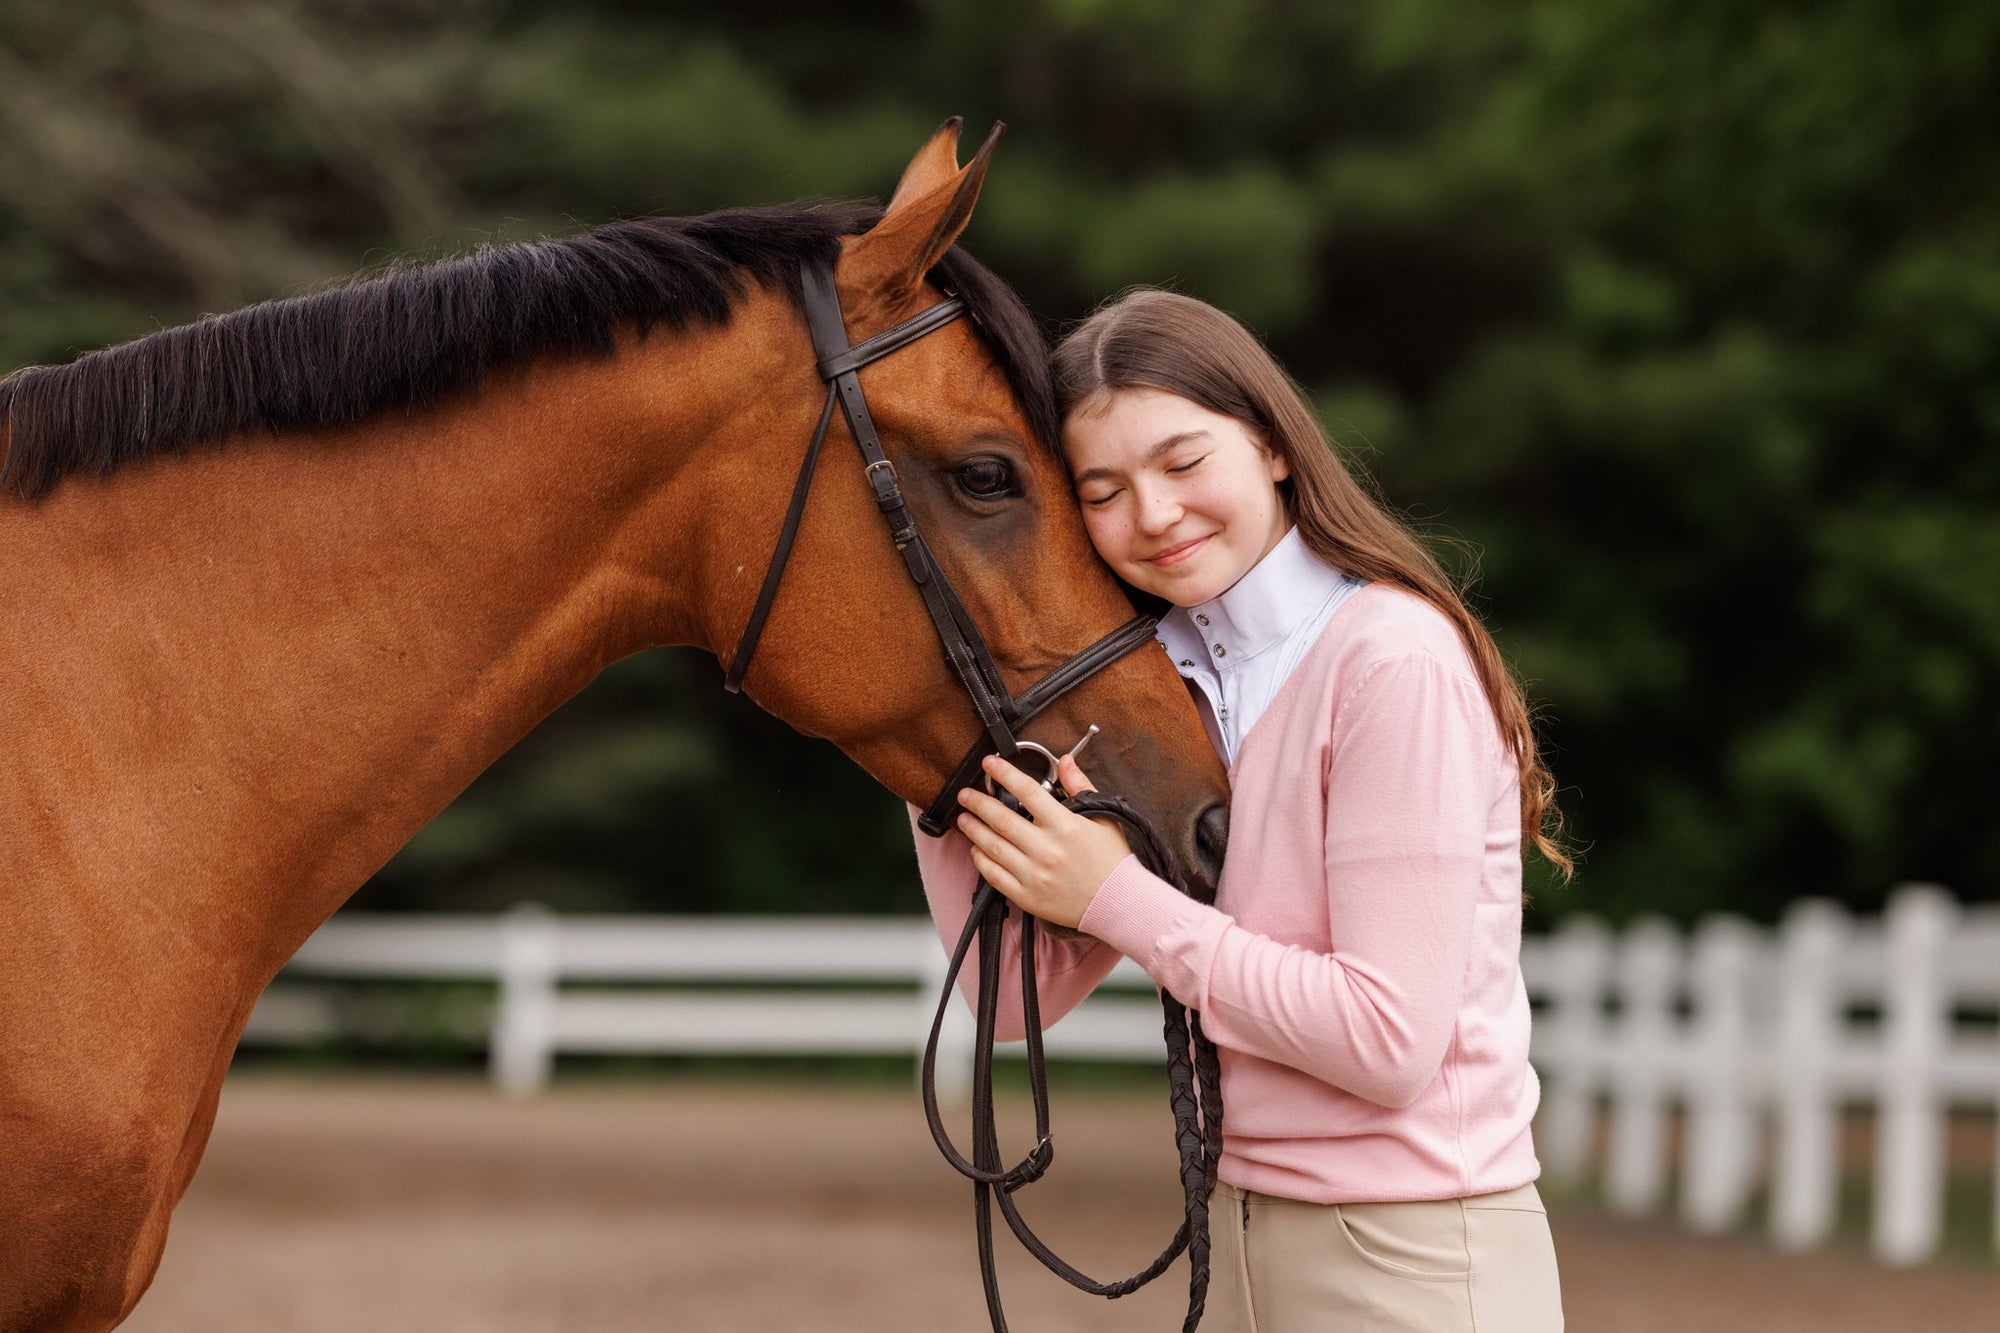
[
  {"left": 917, "top": 929, "right": 973, "bottom": 1107},
  {"left": 492, "top": 902, "right": 558, "bottom": 1098},
  {"left": 1681, "top": 915, "right": 1761, "bottom": 1233},
  {"left": 1769, "top": 898, "right": 1847, "bottom": 1250},
  {"left": 1605, "top": 918, "right": 1682, "bottom": 1216},
  {"left": 1537, "top": 916, "right": 1611, "bottom": 1185},
  {"left": 1874, "top": 884, "right": 1957, "bottom": 1265}
]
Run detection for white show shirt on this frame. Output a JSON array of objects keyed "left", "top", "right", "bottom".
[{"left": 1155, "top": 526, "right": 1366, "bottom": 765}]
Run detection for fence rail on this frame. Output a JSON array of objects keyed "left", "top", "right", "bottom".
[
  {"left": 244, "top": 886, "right": 2000, "bottom": 1265},
  {"left": 1523, "top": 885, "right": 2000, "bottom": 1266},
  {"left": 244, "top": 907, "right": 1168, "bottom": 1106}
]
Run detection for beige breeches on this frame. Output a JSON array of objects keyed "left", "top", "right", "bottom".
[{"left": 1203, "top": 1180, "right": 1564, "bottom": 1332}]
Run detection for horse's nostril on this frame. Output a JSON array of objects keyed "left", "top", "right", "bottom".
[{"left": 1194, "top": 801, "right": 1230, "bottom": 891}]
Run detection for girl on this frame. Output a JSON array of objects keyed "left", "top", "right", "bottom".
[{"left": 914, "top": 289, "right": 1568, "bottom": 1331}]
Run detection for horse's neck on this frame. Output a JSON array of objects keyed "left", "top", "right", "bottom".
[{"left": 1, "top": 297, "right": 798, "bottom": 979}]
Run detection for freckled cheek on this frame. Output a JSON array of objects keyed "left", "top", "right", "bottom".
[
  {"left": 1179, "top": 476, "right": 1227, "bottom": 513},
  {"left": 1080, "top": 510, "right": 1132, "bottom": 568}
]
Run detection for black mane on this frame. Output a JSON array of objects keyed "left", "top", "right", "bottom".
[{"left": 0, "top": 202, "right": 1058, "bottom": 499}]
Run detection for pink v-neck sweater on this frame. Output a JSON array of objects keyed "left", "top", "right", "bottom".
[{"left": 912, "top": 583, "right": 1541, "bottom": 1204}]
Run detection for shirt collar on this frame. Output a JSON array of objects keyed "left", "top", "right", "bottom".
[{"left": 1159, "top": 526, "right": 1349, "bottom": 671}]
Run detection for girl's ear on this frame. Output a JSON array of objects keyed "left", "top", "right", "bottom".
[{"left": 1244, "top": 420, "right": 1291, "bottom": 483}]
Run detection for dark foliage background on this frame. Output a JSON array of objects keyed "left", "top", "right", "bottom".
[{"left": 4, "top": 0, "right": 1994, "bottom": 926}]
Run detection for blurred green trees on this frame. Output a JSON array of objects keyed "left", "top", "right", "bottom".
[{"left": 3, "top": 0, "right": 1993, "bottom": 923}]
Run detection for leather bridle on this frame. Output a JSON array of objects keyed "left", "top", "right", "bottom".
[
  {"left": 723, "top": 257, "right": 1221, "bottom": 1332},
  {"left": 722, "top": 259, "right": 1161, "bottom": 836}
]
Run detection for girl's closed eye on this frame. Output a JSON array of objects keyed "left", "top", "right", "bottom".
[{"left": 1166, "top": 454, "right": 1208, "bottom": 475}]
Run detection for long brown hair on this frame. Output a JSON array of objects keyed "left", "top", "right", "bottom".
[{"left": 1053, "top": 288, "right": 1570, "bottom": 878}]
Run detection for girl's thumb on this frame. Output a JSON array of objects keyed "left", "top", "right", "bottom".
[{"left": 1059, "top": 754, "right": 1097, "bottom": 794}]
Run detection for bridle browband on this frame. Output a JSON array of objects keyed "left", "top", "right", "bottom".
[
  {"left": 722, "top": 259, "right": 1161, "bottom": 835},
  {"left": 721, "top": 256, "right": 1222, "bottom": 1332}
]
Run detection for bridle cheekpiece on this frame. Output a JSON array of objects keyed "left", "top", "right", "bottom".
[{"left": 722, "top": 258, "right": 1161, "bottom": 835}]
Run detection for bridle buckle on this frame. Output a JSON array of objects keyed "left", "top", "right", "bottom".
[{"left": 864, "top": 457, "right": 898, "bottom": 495}]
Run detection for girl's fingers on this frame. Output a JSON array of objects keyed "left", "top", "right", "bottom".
[
  {"left": 1058, "top": 755, "right": 1097, "bottom": 795},
  {"left": 981, "top": 755, "right": 1068, "bottom": 822},
  {"left": 957, "top": 785, "right": 1024, "bottom": 831},
  {"left": 956, "top": 787, "right": 1039, "bottom": 851},
  {"left": 969, "top": 847, "right": 1022, "bottom": 899},
  {"left": 955, "top": 804, "right": 1032, "bottom": 873},
  {"left": 969, "top": 845, "right": 1040, "bottom": 915}
]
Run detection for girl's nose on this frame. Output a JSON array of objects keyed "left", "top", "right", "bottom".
[{"left": 1134, "top": 485, "right": 1182, "bottom": 534}]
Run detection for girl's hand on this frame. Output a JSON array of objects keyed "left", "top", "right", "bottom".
[{"left": 955, "top": 753, "right": 1132, "bottom": 929}]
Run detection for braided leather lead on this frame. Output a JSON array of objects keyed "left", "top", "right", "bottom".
[{"left": 922, "top": 789, "right": 1222, "bottom": 1332}]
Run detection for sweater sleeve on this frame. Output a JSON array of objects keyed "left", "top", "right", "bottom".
[
  {"left": 1077, "top": 650, "right": 1500, "bottom": 1108},
  {"left": 907, "top": 806, "right": 1125, "bottom": 1042}
]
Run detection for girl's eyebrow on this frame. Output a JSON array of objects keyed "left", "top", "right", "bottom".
[{"left": 1071, "top": 430, "right": 1211, "bottom": 487}]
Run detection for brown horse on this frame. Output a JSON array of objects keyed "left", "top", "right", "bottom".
[{"left": 0, "top": 122, "right": 1229, "bottom": 1330}]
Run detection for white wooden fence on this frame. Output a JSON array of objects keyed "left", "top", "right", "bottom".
[
  {"left": 244, "top": 886, "right": 2000, "bottom": 1265},
  {"left": 1524, "top": 884, "right": 2000, "bottom": 1266},
  {"left": 242, "top": 905, "right": 1168, "bottom": 1107}
]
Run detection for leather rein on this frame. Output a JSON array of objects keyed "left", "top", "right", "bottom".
[{"left": 721, "top": 258, "right": 1222, "bottom": 1331}]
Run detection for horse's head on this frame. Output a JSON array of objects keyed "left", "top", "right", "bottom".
[{"left": 718, "top": 121, "right": 1230, "bottom": 895}]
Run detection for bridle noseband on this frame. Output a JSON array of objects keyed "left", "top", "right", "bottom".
[
  {"left": 721, "top": 257, "right": 1222, "bottom": 1332},
  {"left": 721, "top": 259, "right": 1162, "bottom": 835}
]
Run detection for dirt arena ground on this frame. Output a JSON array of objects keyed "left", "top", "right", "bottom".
[{"left": 125, "top": 1076, "right": 1999, "bottom": 1332}]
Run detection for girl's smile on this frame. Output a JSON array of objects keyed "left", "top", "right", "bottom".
[
  {"left": 1146, "top": 533, "right": 1212, "bottom": 566},
  {"left": 1063, "top": 388, "right": 1292, "bottom": 607}
]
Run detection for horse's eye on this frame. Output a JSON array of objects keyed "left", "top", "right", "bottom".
[{"left": 953, "top": 459, "right": 1019, "bottom": 500}]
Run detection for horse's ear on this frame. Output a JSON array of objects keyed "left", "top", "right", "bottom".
[
  {"left": 885, "top": 116, "right": 968, "bottom": 213},
  {"left": 840, "top": 119, "right": 1003, "bottom": 322}
]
